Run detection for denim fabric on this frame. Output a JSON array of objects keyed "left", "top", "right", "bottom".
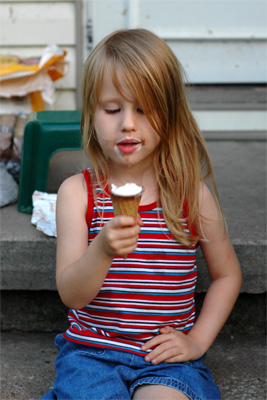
[{"left": 41, "top": 334, "right": 220, "bottom": 400}]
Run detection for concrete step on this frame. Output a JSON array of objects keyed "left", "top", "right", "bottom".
[
  {"left": 188, "top": 84, "right": 266, "bottom": 111},
  {"left": 189, "top": 85, "right": 267, "bottom": 137},
  {"left": 1, "top": 332, "right": 266, "bottom": 400},
  {"left": 0, "top": 136, "right": 266, "bottom": 332},
  {"left": 1, "top": 139, "right": 266, "bottom": 293},
  {"left": 1, "top": 290, "right": 265, "bottom": 335}
]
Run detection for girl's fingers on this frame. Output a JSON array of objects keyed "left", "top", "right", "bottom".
[
  {"left": 142, "top": 327, "right": 189, "bottom": 364},
  {"left": 144, "top": 338, "right": 173, "bottom": 357},
  {"left": 112, "top": 228, "right": 139, "bottom": 242},
  {"left": 112, "top": 215, "right": 143, "bottom": 229},
  {"left": 116, "top": 238, "right": 139, "bottom": 253},
  {"left": 144, "top": 341, "right": 182, "bottom": 365},
  {"left": 142, "top": 334, "right": 170, "bottom": 351},
  {"left": 148, "top": 349, "right": 182, "bottom": 365},
  {"left": 159, "top": 326, "right": 174, "bottom": 334},
  {"left": 142, "top": 328, "right": 175, "bottom": 351},
  {"left": 112, "top": 215, "right": 137, "bottom": 227},
  {"left": 108, "top": 220, "right": 140, "bottom": 239},
  {"left": 102, "top": 216, "right": 142, "bottom": 257},
  {"left": 164, "top": 355, "right": 185, "bottom": 363}
]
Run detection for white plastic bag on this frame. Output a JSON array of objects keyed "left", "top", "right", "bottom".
[{"left": 31, "top": 190, "right": 57, "bottom": 237}]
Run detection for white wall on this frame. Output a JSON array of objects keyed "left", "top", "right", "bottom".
[
  {"left": 88, "top": 0, "right": 267, "bottom": 84},
  {"left": 1, "top": 0, "right": 266, "bottom": 114}
]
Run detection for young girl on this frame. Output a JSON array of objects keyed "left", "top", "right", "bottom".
[{"left": 42, "top": 29, "right": 242, "bottom": 400}]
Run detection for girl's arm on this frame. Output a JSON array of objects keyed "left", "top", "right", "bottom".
[
  {"left": 186, "top": 182, "right": 242, "bottom": 354},
  {"left": 142, "top": 182, "right": 242, "bottom": 364},
  {"left": 56, "top": 174, "right": 141, "bottom": 310}
]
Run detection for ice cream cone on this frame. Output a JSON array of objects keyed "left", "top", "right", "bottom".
[
  {"left": 110, "top": 193, "right": 142, "bottom": 219},
  {"left": 110, "top": 183, "right": 144, "bottom": 259}
]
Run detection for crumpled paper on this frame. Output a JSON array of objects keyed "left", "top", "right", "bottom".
[
  {"left": 0, "top": 45, "right": 69, "bottom": 110},
  {"left": 31, "top": 191, "right": 57, "bottom": 237}
]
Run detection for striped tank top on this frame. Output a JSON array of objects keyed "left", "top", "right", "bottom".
[{"left": 63, "top": 170, "right": 198, "bottom": 356}]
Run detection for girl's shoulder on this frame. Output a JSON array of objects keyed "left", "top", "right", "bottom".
[
  {"left": 193, "top": 181, "right": 225, "bottom": 242},
  {"left": 57, "top": 173, "right": 88, "bottom": 213},
  {"left": 198, "top": 181, "right": 221, "bottom": 220},
  {"left": 58, "top": 173, "right": 87, "bottom": 195}
]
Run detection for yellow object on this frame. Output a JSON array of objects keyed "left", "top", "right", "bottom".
[
  {"left": 29, "top": 91, "right": 45, "bottom": 112},
  {"left": 0, "top": 46, "right": 68, "bottom": 112}
]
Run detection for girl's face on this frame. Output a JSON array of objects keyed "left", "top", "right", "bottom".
[{"left": 94, "top": 69, "right": 160, "bottom": 171}]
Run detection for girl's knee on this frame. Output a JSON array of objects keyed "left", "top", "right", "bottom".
[{"left": 133, "top": 384, "right": 190, "bottom": 400}]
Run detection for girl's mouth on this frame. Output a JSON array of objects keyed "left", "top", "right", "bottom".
[{"left": 115, "top": 138, "right": 142, "bottom": 155}]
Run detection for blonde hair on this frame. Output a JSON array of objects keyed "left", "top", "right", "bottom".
[{"left": 81, "top": 28, "right": 223, "bottom": 246}]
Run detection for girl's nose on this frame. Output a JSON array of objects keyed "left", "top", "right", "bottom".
[{"left": 121, "top": 110, "right": 136, "bottom": 132}]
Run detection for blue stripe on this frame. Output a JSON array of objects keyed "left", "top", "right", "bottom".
[{"left": 132, "top": 250, "right": 195, "bottom": 256}]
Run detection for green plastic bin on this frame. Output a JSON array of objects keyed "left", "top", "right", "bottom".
[{"left": 18, "top": 110, "right": 82, "bottom": 214}]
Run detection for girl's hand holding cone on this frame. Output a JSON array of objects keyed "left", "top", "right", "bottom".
[{"left": 99, "top": 215, "right": 143, "bottom": 259}]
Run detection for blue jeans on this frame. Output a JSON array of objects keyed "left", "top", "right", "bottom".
[{"left": 41, "top": 334, "right": 220, "bottom": 400}]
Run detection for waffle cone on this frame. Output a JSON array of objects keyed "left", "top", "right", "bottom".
[{"left": 110, "top": 193, "right": 142, "bottom": 219}]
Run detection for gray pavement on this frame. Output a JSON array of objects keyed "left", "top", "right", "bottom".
[{"left": 1, "top": 332, "right": 266, "bottom": 400}]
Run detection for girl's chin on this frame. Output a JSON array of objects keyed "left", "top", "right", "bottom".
[
  {"left": 112, "top": 145, "right": 143, "bottom": 165},
  {"left": 107, "top": 156, "right": 139, "bottom": 170}
]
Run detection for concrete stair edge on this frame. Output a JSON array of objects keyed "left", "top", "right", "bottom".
[{"left": 1, "top": 238, "right": 266, "bottom": 293}]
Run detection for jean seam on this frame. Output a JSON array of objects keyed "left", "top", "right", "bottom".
[{"left": 75, "top": 350, "right": 106, "bottom": 357}]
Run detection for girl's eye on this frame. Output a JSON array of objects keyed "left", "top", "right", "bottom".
[
  {"left": 105, "top": 109, "right": 120, "bottom": 114},
  {"left": 137, "top": 108, "right": 144, "bottom": 114}
]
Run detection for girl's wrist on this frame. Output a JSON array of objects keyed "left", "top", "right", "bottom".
[
  {"left": 187, "top": 329, "right": 212, "bottom": 355},
  {"left": 93, "top": 232, "right": 115, "bottom": 261}
]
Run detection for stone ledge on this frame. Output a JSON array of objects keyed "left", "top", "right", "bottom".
[
  {"left": 1, "top": 238, "right": 266, "bottom": 293},
  {"left": 1, "top": 291, "right": 265, "bottom": 335}
]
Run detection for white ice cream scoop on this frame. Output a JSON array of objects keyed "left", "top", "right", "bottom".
[{"left": 110, "top": 183, "right": 143, "bottom": 197}]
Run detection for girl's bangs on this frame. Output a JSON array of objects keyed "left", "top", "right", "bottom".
[
  {"left": 114, "top": 63, "right": 164, "bottom": 135},
  {"left": 111, "top": 61, "right": 151, "bottom": 106},
  {"left": 94, "top": 48, "right": 165, "bottom": 136}
]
